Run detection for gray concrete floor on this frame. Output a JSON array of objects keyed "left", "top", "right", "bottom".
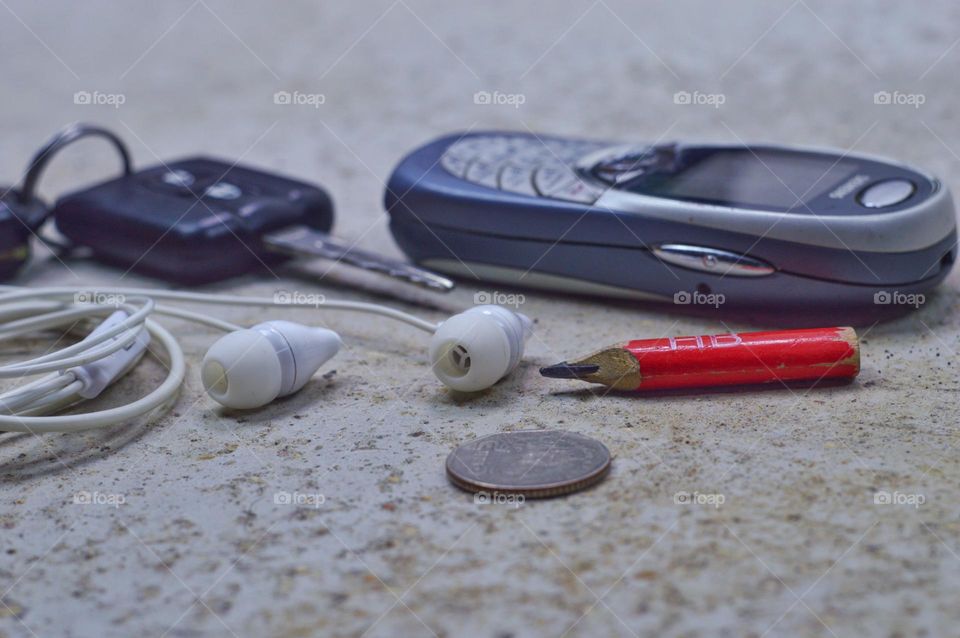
[{"left": 1, "top": 1, "right": 959, "bottom": 636}]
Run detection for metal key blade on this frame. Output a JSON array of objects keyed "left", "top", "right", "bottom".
[{"left": 262, "top": 225, "right": 455, "bottom": 292}]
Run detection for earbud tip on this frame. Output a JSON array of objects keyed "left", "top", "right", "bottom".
[
  {"left": 430, "top": 313, "right": 512, "bottom": 392},
  {"left": 202, "top": 330, "right": 283, "bottom": 409}
]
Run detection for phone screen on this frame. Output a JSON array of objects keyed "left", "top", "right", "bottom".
[{"left": 637, "top": 149, "right": 858, "bottom": 210}]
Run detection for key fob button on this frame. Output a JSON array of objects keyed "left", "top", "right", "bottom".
[
  {"left": 161, "top": 169, "right": 195, "bottom": 187},
  {"left": 197, "top": 211, "right": 235, "bottom": 229},
  {"left": 204, "top": 182, "right": 243, "bottom": 200}
]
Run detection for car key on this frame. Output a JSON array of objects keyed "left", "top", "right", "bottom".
[
  {"left": 51, "top": 156, "right": 454, "bottom": 290},
  {"left": 261, "top": 224, "right": 452, "bottom": 290}
]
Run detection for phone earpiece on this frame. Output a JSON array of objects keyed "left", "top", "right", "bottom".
[
  {"left": 201, "top": 320, "right": 341, "bottom": 409},
  {"left": 429, "top": 305, "right": 533, "bottom": 392}
]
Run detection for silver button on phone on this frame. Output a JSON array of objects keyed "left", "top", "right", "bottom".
[
  {"left": 858, "top": 179, "right": 915, "bottom": 208},
  {"left": 652, "top": 244, "right": 775, "bottom": 277}
]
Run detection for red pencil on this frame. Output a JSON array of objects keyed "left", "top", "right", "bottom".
[{"left": 540, "top": 327, "right": 860, "bottom": 391}]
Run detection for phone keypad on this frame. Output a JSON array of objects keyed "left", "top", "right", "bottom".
[
  {"left": 499, "top": 163, "right": 537, "bottom": 196},
  {"left": 534, "top": 164, "right": 578, "bottom": 195},
  {"left": 440, "top": 135, "right": 607, "bottom": 204},
  {"left": 464, "top": 160, "right": 500, "bottom": 189},
  {"left": 440, "top": 153, "right": 470, "bottom": 178}
]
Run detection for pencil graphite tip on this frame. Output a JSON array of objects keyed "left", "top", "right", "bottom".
[
  {"left": 539, "top": 362, "right": 601, "bottom": 379},
  {"left": 539, "top": 347, "right": 641, "bottom": 390}
]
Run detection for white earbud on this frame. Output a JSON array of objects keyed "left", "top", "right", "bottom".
[
  {"left": 429, "top": 305, "right": 533, "bottom": 392},
  {"left": 201, "top": 320, "right": 341, "bottom": 409}
]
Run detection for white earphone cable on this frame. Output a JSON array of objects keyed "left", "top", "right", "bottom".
[{"left": 0, "top": 285, "right": 441, "bottom": 432}]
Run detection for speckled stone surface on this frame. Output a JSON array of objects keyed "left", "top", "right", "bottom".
[{"left": 1, "top": 1, "right": 959, "bottom": 636}]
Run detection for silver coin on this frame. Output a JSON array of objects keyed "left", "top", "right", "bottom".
[{"left": 446, "top": 430, "right": 611, "bottom": 498}]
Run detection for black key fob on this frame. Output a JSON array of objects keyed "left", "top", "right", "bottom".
[
  {"left": 52, "top": 158, "right": 334, "bottom": 284},
  {"left": 0, "top": 190, "right": 48, "bottom": 281}
]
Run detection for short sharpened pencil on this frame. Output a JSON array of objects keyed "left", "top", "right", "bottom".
[{"left": 540, "top": 327, "right": 860, "bottom": 391}]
